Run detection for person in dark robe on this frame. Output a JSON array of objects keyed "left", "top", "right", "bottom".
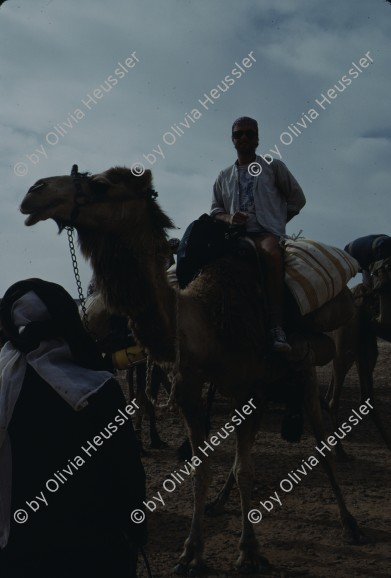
[
  {"left": 0, "top": 278, "right": 146, "bottom": 578},
  {"left": 344, "top": 234, "right": 391, "bottom": 286}
]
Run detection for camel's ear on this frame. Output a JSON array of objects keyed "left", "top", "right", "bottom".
[
  {"left": 89, "top": 172, "right": 112, "bottom": 195},
  {"left": 90, "top": 172, "right": 112, "bottom": 185}
]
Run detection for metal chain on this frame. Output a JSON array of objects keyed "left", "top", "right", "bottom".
[{"left": 66, "top": 226, "right": 91, "bottom": 335}]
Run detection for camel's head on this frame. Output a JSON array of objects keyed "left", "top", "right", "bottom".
[{"left": 20, "top": 165, "right": 154, "bottom": 231}]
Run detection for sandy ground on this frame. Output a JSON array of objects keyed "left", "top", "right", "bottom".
[{"left": 131, "top": 340, "right": 391, "bottom": 578}]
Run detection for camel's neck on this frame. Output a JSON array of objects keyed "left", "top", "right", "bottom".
[
  {"left": 79, "top": 227, "right": 177, "bottom": 362},
  {"left": 128, "top": 257, "right": 177, "bottom": 362}
]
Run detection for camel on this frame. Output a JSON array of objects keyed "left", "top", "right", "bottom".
[
  {"left": 325, "top": 273, "right": 391, "bottom": 459},
  {"left": 20, "top": 165, "right": 364, "bottom": 574}
]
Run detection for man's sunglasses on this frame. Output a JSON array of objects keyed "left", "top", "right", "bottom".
[{"left": 232, "top": 130, "right": 258, "bottom": 139}]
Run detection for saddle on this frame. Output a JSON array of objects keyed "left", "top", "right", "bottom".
[{"left": 176, "top": 214, "right": 260, "bottom": 289}]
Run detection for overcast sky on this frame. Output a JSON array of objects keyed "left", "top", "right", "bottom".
[{"left": 0, "top": 0, "right": 390, "bottom": 297}]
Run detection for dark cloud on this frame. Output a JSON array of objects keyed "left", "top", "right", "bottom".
[
  {"left": 0, "top": 0, "right": 390, "bottom": 295},
  {"left": 362, "top": 128, "right": 391, "bottom": 140}
]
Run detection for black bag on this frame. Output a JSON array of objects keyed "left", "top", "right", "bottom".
[{"left": 176, "top": 214, "right": 228, "bottom": 288}]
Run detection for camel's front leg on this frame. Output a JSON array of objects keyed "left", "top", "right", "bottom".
[
  {"left": 175, "top": 379, "right": 211, "bottom": 575},
  {"left": 233, "top": 406, "right": 268, "bottom": 573},
  {"left": 305, "top": 364, "right": 365, "bottom": 544}
]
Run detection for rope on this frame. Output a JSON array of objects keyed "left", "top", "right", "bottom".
[
  {"left": 139, "top": 546, "right": 154, "bottom": 578},
  {"left": 286, "top": 229, "right": 304, "bottom": 241}
]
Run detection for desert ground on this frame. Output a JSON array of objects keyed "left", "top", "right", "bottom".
[{"left": 130, "top": 340, "right": 391, "bottom": 578}]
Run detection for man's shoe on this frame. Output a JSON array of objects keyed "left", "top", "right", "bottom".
[{"left": 270, "top": 326, "right": 292, "bottom": 353}]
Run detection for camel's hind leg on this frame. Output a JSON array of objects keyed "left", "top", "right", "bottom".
[
  {"left": 356, "top": 329, "right": 391, "bottom": 449},
  {"left": 330, "top": 308, "right": 391, "bottom": 453},
  {"left": 305, "top": 363, "right": 365, "bottom": 544},
  {"left": 326, "top": 322, "right": 357, "bottom": 460}
]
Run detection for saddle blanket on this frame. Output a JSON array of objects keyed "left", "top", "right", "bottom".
[{"left": 282, "top": 239, "right": 360, "bottom": 315}]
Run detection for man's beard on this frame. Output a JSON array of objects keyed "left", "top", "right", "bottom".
[{"left": 235, "top": 141, "right": 258, "bottom": 155}]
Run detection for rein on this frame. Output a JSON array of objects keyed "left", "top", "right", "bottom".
[
  {"left": 66, "top": 226, "right": 90, "bottom": 330},
  {"left": 66, "top": 165, "right": 95, "bottom": 334}
]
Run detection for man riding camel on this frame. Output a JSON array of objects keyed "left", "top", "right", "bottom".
[{"left": 210, "top": 116, "right": 306, "bottom": 352}]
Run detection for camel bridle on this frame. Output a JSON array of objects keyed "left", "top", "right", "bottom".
[
  {"left": 68, "top": 164, "right": 91, "bottom": 223},
  {"left": 68, "top": 163, "right": 158, "bottom": 224}
]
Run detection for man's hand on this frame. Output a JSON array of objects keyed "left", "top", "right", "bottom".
[
  {"left": 230, "top": 211, "right": 248, "bottom": 225},
  {"left": 215, "top": 211, "right": 248, "bottom": 226}
]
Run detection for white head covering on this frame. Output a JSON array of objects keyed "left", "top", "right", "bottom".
[{"left": 0, "top": 290, "right": 113, "bottom": 549}]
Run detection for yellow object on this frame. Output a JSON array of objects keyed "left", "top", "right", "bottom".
[{"left": 112, "top": 345, "right": 146, "bottom": 369}]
